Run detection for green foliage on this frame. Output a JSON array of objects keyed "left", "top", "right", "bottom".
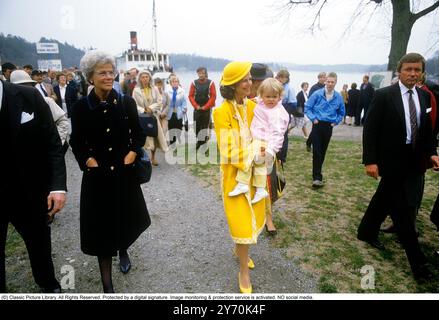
[{"left": 0, "top": 33, "right": 85, "bottom": 69}]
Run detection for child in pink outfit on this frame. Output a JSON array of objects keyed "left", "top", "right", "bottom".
[{"left": 229, "top": 78, "right": 290, "bottom": 204}]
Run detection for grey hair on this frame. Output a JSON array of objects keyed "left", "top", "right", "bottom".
[
  {"left": 79, "top": 50, "right": 116, "bottom": 82},
  {"left": 137, "top": 70, "right": 153, "bottom": 88}
]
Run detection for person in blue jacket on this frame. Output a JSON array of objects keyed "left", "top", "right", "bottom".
[{"left": 305, "top": 72, "right": 345, "bottom": 188}]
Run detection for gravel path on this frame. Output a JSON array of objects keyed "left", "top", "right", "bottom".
[
  {"left": 7, "top": 124, "right": 364, "bottom": 293},
  {"left": 6, "top": 145, "right": 317, "bottom": 293}
]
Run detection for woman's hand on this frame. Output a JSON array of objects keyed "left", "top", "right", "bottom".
[
  {"left": 124, "top": 151, "right": 137, "bottom": 165},
  {"left": 144, "top": 107, "right": 153, "bottom": 114},
  {"left": 160, "top": 113, "right": 167, "bottom": 119}
]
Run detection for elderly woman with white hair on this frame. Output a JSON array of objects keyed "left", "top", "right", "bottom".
[
  {"left": 69, "top": 50, "right": 150, "bottom": 293},
  {"left": 132, "top": 70, "right": 168, "bottom": 166}
]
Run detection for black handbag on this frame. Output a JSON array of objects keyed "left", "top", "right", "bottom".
[
  {"left": 292, "top": 106, "right": 304, "bottom": 117},
  {"left": 138, "top": 113, "right": 158, "bottom": 138},
  {"left": 267, "top": 158, "right": 286, "bottom": 203},
  {"left": 135, "top": 148, "right": 152, "bottom": 184},
  {"left": 118, "top": 94, "right": 152, "bottom": 184}
]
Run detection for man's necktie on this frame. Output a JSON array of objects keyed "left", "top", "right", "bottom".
[
  {"left": 172, "top": 88, "right": 177, "bottom": 111},
  {"left": 40, "top": 84, "right": 48, "bottom": 97},
  {"left": 408, "top": 89, "right": 418, "bottom": 146}
]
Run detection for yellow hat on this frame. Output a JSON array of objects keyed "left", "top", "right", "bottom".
[{"left": 220, "top": 61, "right": 252, "bottom": 86}]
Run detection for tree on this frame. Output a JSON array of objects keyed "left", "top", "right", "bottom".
[{"left": 277, "top": 0, "right": 439, "bottom": 72}]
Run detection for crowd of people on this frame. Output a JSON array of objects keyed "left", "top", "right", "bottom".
[{"left": 0, "top": 51, "right": 438, "bottom": 293}]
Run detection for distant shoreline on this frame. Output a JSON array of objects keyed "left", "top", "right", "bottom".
[
  {"left": 170, "top": 54, "right": 387, "bottom": 73},
  {"left": 173, "top": 64, "right": 387, "bottom": 73}
]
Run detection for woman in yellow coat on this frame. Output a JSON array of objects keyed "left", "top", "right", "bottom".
[{"left": 213, "top": 61, "right": 266, "bottom": 293}]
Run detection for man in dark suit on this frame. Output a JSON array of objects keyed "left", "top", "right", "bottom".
[
  {"left": 53, "top": 73, "right": 78, "bottom": 118},
  {"left": 355, "top": 75, "right": 375, "bottom": 126},
  {"left": 357, "top": 53, "right": 439, "bottom": 281},
  {"left": 0, "top": 80, "right": 67, "bottom": 293}
]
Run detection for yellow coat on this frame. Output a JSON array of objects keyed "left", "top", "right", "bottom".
[{"left": 213, "top": 99, "right": 266, "bottom": 244}]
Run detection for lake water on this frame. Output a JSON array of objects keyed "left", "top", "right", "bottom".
[{"left": 174, "top": 70, "right": 366, "bottom": 123}]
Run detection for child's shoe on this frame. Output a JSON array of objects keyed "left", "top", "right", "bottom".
[{"left": 228, "top": 182, "right": 249, "bottom": 196}]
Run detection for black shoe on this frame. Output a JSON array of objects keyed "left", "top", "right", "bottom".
[
  {"left": 265, "top": 225, "right": 277, "bottom": 237},
  {"left": 357, "top": 236, "right": 385, "bottom": 250},
  {"left": 119, "top": 255, "right": 131, "bottom": 274},
  {"left": 380, "top": 224, "right": 396, "bottom": 234},
  {"left": 412, "top": 264, "right": 433, "bottom": 282}
]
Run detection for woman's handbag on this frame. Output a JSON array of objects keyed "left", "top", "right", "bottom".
[
  {"left": 135, "top": 148, "right": 152, "bottom": 184},
  {"left": 118, "top": 94, "right": 152, "bottom": 184},
  {"left": 138, "top": 113, "right": 158, "bottom": 138},
  {"left": 267, "top": 158, "right": 286, "bottom": 203},
  {"left": 292, "top": 106, "right": 304, "bottom": 117}
]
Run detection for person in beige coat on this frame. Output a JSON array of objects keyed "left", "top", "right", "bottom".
[
  {"left": 132, "top": 70, "right": 168, "bottom": 165},
  {"left": 154, "top": 77, "right": 170, "bottom": 135}
]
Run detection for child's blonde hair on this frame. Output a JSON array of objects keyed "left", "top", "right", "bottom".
[{"left": 257, "top": 78, "right": 284, "bottom": 98}]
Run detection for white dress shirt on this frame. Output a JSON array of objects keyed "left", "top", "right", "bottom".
[
  {"left": 399, "top": 81, "right": 421, "bottom": 144},
  {"left": 36, "top": 83, "right": 48, "bottom": 98},
  {"left": 59, "top": 84, "right": 67, "bottom": 113}
]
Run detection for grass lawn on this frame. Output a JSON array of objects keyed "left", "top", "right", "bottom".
[
  {"left": 185, "top": 137, "right": 439, "bottom": 293},
  {"left": 4, "top": 225, "right": 37, "bottom": 292}
]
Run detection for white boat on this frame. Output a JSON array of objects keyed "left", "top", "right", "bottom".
[
  {"left": 116, "top": 0, "right": 170, "bottom": 74},
  {"left": 116, "top": 42, "right": 170, "bottom": 73}
]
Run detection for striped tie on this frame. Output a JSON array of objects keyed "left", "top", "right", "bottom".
[{"left": 407, "top": 89, "right": 418, "bottom": 146}]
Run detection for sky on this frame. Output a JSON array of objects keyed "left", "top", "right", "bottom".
[{"left": 1, "top": 0, "right": 439, "bottom": 65}]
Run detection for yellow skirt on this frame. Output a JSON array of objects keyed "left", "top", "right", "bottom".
[{"left": 221, "top": 165, "right": 266, "bottom": 244}]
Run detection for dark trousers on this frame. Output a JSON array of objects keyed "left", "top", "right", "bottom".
[
  {"left": 277, "top": 130, "right": 289, "bottom": 163},
  {"left": 306, "top": 124, "right": 314, "bottom": 148},
  {"left": 355, "top": 105, "right": 370, "bottom": 126},
  {"left": 358, "top": 166, "right": 427, "bottom": 270},
  {"left": 0, "top": 211, "right": 59, "bottom": 292},
  {"left": 312, "top": 122, "right": 333, "bottom": 181},
  {"left": 168, "top": 113, "right": 183, "bottom": 146},
  {"left": 193, "top": 109, "right": 211, "bottom": 150}
]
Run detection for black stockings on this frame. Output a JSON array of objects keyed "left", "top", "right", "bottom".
[{"left": 97, "top": 256, "right": 114, "bottom": 293}]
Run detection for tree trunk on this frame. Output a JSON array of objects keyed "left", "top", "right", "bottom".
[{"left": 387, "top": 0, "right": 415, "bottom": 72}]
